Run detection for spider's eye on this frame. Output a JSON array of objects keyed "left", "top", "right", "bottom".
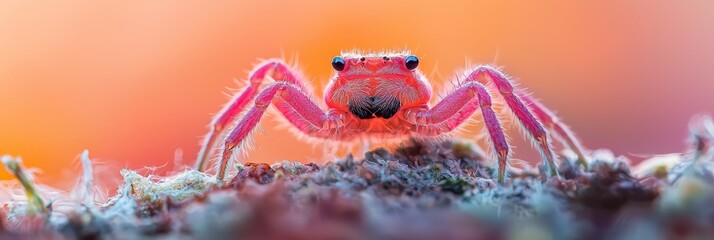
[
  {"left": 405, "top": 55, "right": 419, "bottom": 70},
  {"left": 331, "top": 57, "right": 345, "bottom": 71}
]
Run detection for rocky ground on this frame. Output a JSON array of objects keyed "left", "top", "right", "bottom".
[{"left": 1, "top": 116, "right": 714, "bottom": 240}]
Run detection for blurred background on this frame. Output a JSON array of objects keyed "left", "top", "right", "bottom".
[{"left": 1, "top": 1, "right": 713, "bottom": 188}]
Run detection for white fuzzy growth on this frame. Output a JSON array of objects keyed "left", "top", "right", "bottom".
[
  {"left": 96, "top": 168, "right": 218, "bottom": 231},
  {"left": 73, "top": 150, "right": 95, "bottom": 208},
  {"left": 99, "top": 183, "right": 137, "bottom": 225},
  {"left": 120, "top": 169, "right": 217, "bottom": 202}
]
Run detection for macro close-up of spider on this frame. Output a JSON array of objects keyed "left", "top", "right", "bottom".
[
  {"left": 195, "top": 51, "right": 589, "bottom": 183},
  {"left": 4, "top": 2, "right": 714, "bottom": 239}
]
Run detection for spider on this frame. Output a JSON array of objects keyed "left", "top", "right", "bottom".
[{"left": 194, "top": 51, "right": 588, "bottom": 183}]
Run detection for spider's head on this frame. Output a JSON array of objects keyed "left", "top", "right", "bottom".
[{"left": 324, "top": 52, "right": 431, "bottom": 120}]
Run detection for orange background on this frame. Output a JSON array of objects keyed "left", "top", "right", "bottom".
[{"left": 1, "top": 1, "right": 713, "bottom": 187}]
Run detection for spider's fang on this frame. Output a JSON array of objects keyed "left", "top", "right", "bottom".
[
  {"left": 348, "top": 96, "right": 402, "bottom": 120},
  {"left": 348, "top": 99, "right": 375, "bottom": 119},
  {"left": 373, "top": 96, "right": 401, "bottom": 119}
]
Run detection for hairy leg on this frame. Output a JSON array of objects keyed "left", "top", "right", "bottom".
[
  {"left": 404, "top": 82, "right": 511, "bottom": 183},
  {"left": 462, "top": 66, "right": 560, "bottom": 177},
  {"left": 215, "top": 82, "right": 334, "bottom": 181},
  {"left": 518, "top": 92, "right": 589, "bottom": 169},
  {"left": 196, "top": 60, "right": 314, "bottom": 172}
]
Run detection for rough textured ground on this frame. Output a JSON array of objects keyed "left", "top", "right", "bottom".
[{"left": 2, "top": 117, "right": 714, "bottom": 240}]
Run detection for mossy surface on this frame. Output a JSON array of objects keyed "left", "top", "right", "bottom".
[{"left": 2, "top": 123, "right": 714, "bottom": 239}]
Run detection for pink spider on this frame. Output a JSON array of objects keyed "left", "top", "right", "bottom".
[{"left": 194, "top": 51, "right": 588, "bottom": 183}]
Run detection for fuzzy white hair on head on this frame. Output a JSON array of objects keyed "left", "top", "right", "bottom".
[{"left": 339, "top": 49, "right": 413, "bottom": 58}]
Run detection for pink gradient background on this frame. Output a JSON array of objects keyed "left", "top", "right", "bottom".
[{"left": 1, "top": 1, "right": 713, "bottom": 186}]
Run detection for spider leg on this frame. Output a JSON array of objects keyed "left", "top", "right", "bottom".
[
  {"left": 518, "top": 92, "right": 589, "bottom": 169},
  {"left": 195, "top": 60, "right": 313, "bottom": 172},
  {"left": 215, "top": 82, "right": 335, "bottom": 181},
  {"left": 462, "top": 65, "right": 560, "bottom": 177},
  {"left": 405, "top": 82, "right": 510, "bottom": 183}
]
